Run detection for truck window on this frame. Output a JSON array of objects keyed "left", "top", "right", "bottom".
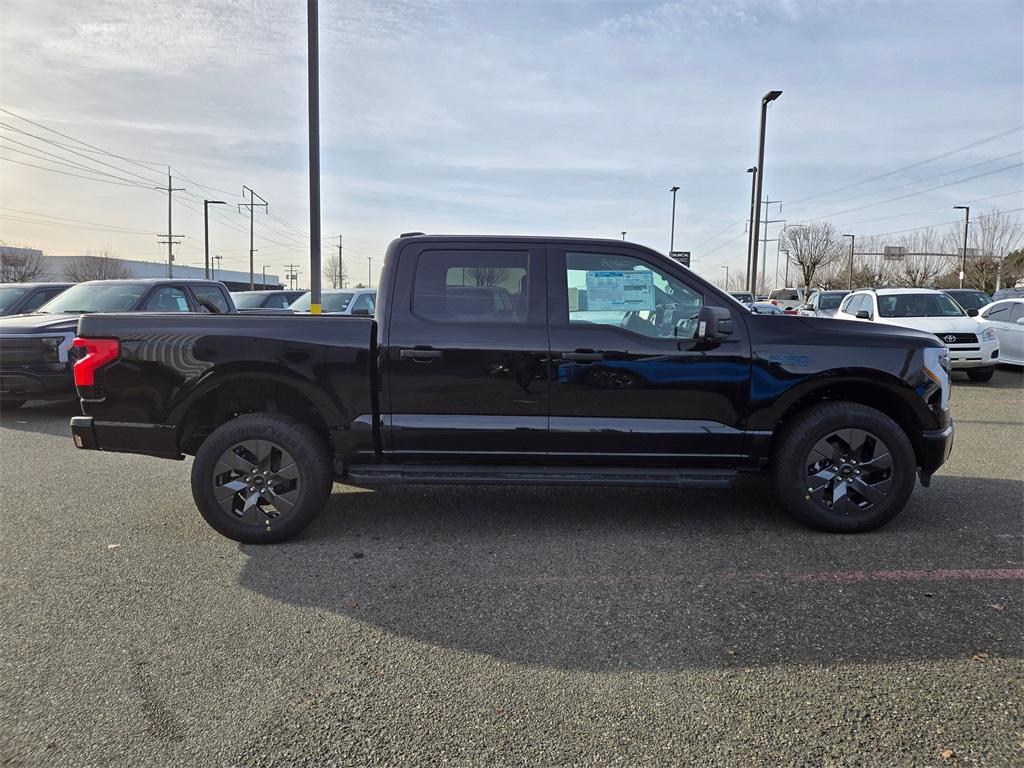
[
  {"left": 351, "top": 293, "right": 375, "bottom": 314},
  {"left": 412, "top": 250, "right": 528, "bottom": 323},
  {"left": 565, "top": 251, "right": 703, "bottom": 339},
  {"left": 144, "top": 286, "right": 191, "bottom": 312},
  {"left": 191, "top": 285, "right": 230, "bottom": 313}
]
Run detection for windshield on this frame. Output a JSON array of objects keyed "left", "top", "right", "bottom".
[
  {"left": 231, "top": 292, "right": 269, "bottom": 309},
  {"left": 819, "top": 293, "right": 848, "bottom": 310},
  {"left": 38, "top": 282, "right": 147, "bottom": 314},
  {"left": 0, "top": 287, "right": 28, "bottom": 312},
  {"left": 729, "top": 292, "right": 753, "bottom": 304},
  {"left": 290, "top": 291, "right": 354, "bottom": 313},
  {"left": 877, "top": 293, "right": 964, "bottom": 318},
  {"left": 947, "top": 291, "right": 990, "bottom": 311}
]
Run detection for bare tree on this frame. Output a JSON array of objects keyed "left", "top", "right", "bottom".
[
  {"left": 942, "top": 208, "right": 1024, "bottom": 293},
  {"left": 883, "top": 228, "right": 951, "bottom": 288},
  {"left": 782, "top": 222, "right": 845, "bottom": 289},
  {"left": 1, "top": 248, "right": 49, "bottom": 282},
  {"left": 63, "top": 249, "right": 132, "bottom": 282},
  {"left": 323, "top": 253, "right": 348, "bottom": 289},
  {"left": 465, "top": 267, "right": 510, "bottom": 287}
]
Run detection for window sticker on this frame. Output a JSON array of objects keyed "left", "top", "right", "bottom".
[{"left": 585, "top": 270, "right": 655, "bottom": 311}]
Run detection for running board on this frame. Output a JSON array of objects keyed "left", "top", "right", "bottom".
[{"left": 344, "top": 464, "right": 736, "bottom": 488}]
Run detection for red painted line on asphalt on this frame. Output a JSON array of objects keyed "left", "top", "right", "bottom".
[{"left": 737, "top": 568, "right": 1024, "bottom": 583}]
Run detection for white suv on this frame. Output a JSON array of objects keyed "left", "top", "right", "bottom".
[{"left": 835, "top": 288, "right": 1000, "bottom": 381}]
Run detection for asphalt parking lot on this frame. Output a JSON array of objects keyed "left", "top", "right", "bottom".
[{"left": 1, "top": 368, "right": 1022, "bottom": 767}]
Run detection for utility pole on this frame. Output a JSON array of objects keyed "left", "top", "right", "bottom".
[
  {"left": 338, "top": 235, "right": 344, "bottom": 288},
  {"left": 843, "top": 234, "right": 856, "bottom": 289},
  {"left": 954, "top": 205, "right": 970, "bottom": 288},
  {"left": 759, "top": 198, "right": 783, "bottom": 294},
  {"left": 368, "top": 257, "right": 373, "bottom": 288},
  {"left": 307, "top": 0, "right": 322, "bottom": 314},
  {"left": 213, "top": 254, "right": 223, "bottom": 281},
  {"left": 239, "top": 186, "right": 268, "bottom": 290},
  {"left": 285, "top": 264, "right": 302, "bottom": 291},
  {"left": 669, "top": 186, "right": 680, "bottom": 255},
  {"left": 749, "top": 90, "right": 783, "bottom": 294},
  {"left": 156, "top": 167, "right": 184, "bottom": 278},
  {"left": 721, "top": 265, "right": 729, "bottom": 289},
  {"left": 262, "top": 265, "right": 267, "bottom": 288},
  {"left": 203, "top": 200, "right": 226, "bottom": 279}
]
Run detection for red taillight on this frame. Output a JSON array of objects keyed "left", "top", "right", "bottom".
[
  {"left": 770, "top": 299, "right": 779, "bottom": 305},
  {"left": 72, "top": 337, "right": 119, "bottom": 387}
]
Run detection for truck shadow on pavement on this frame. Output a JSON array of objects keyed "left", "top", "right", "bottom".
[
  {"left": 237, "top": 475, "right": 1023, "bottom": 671},
  {"left": 0, "top": 400, "right": 80, "bottom": 437}
]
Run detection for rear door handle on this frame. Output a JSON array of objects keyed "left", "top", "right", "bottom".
[
  {"left": 562, "top": 350, "right": 604, "bottom": 361},
  {"left": 399, "top": 347, "right": 443, "bottom": 361}
]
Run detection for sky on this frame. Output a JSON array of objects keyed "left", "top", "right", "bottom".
[{"left": 1, "top": 0, "right": 1022, "bottom": 288}]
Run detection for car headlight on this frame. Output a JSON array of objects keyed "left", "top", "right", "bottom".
[
  {"left": 923, "top": 346, "right": 950, "bottom": 411},
  {"left": 980, "top": 327, "right": 997, "bottom": 342},
  {"left": 40, "top": 336, "right": 65, "bottom": 363}
]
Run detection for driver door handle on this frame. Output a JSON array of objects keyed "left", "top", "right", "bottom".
[
  {"left": 562, "top": 350, "right": 604, "bottom": 361},
  {"left": 399, "top": 347, "right": 443, "bottom": 361}
]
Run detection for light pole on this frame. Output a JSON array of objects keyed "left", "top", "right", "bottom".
[
  {"left": 621, "top": 231, "right": 627, "bottom": 240},
  {"left": 669, "top": 186, "right": 680, "bottom": 255},
  {"left": 262, "top": 265, "right": 267, "bottom": 288},
  {"left": 843, "top": 234, "right": 855, "bottom": 289},
  {"left": 781, "top": 249, "right": 791, "bottom": 287},
  {"left": 749, "top": 90, "right": 782, "bottom": 294},
  {"left": 721, "top": 265, "right": 729, "bottom": 289},
  {"left": 203, "top": 200, "right": 226, "bottom": 279},
  {"left": 954, "top": 205, "right": 970, "bottom": 288},
  {"left": 213, "top": 254, "right": 223, "bottom": 281},
  {"left": 368, "top": 257, "right": 373, "bottom": 288},
  {"left": 745, "top": 166, "right": 757, "bottom": 289}
]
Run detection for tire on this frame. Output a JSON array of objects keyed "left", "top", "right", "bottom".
[
  {"left": 191, "top": 412, "right": 333, "bottom": 544},
  {"left": 771, "top": 402, "right": 917, "bottom": 533},
  {"left": 966, "top": 366, "right": 994, "bottom": 382},
  {"left": 0, "top": 399, "right": 27, "bottom": 411}
]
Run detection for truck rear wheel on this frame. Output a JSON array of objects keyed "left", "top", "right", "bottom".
[
  {"left": 191, "top": 412, "right": 333, "bottom": 544},
  {"left": 771, "top": 402, "right": 916, "bottom": 533}
]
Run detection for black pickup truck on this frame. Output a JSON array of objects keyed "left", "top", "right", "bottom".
[
  {"left": 70, "top": 235, "right": 954, "bottom": 543},
  {"left": 0, "top": 278, "right": 234, "bottom": 409}
]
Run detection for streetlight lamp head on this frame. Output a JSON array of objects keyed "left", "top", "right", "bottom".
[
  {"left": 747, "top": 167, "right": 757, "bottom": 173},
  {"left": 953, "top": 205, "right": 969, "bottom": 211},
  {"left": 763, "top": 90, "right": 783, "bottom": 103},
  {"left": 670, "top": 186, "right": 680, "bottom": 192}
]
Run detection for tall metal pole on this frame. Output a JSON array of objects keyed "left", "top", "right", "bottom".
[
  {"left": 621, "top": 231, "right": 627, "bottom": 240},
  {"left": 721, "top": 265, "right": 729, "bottom": 289},
  {"left": 368, "top": 257, "right": 373, "bottom": 288},
  {"left": 338, "top": 234, "right": 344, "bottom": 288},
  {"left": 745, "top": 166, "right": 757, "bottom": 288},
  {"left": 749, "top": 90, "right": 782, "bottom": 294},
  {"left": 262, "top": 265, "right": 267, "bottom": 288},
  {"left": 844, "top": 234, "right": 855, "bottom": 289},
  {"left": 954, "top": 205, "right": 970, "bottom": 288},
  {"left": 669, "top": 185, "right": 680, "bottom": 254},
  {"left": 239, "top": 187, "right": 267, "bottom": 290},
  {"left": 203, "top": 200, "right": 225, "bottom": 280},
  {"left": 307, "top": 0, "right": 322, "bottom": 314}
]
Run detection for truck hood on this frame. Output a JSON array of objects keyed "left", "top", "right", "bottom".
[
  {"left": 0, "top": 313, "right": 81, "bottom": 335},
  {"left": 794, "top": 316, "right": 940, "bottom": 345}
]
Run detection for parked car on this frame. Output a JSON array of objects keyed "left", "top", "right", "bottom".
[
  {"left": 749, "top": 302, "right": 785, "bottom": 315},
  {"left": 992, "top": 287, "right": 1024, "bottom": 301},
  {"left": 942, "top": 288, "right": 991, "bottom": 313},
  {"left": 230, "top": 290, "right": 305, "bottom": 310},
  {"left": 0, "top": 278, "right": 234, "bottom": 409},
  {"left": 766, "top": 287, "right": 808, "bottom": 313},
  {"left": 798, "top": 290, "right": 850, "bottom": 318},
  {"left": 977, "top": 298, "right": 1024, "bottom": 366},
  {"left": 290, "top": 288, "right": 376, "bottom": 315},
  {"left": 728, "top": 291, "right": 754, "bottom": 306},
  {"left": 0, "top": 282, "right": 73, "bottom": 316},
  {"left": 835, "top": 288, "right": 999, "bottom": 381},
  {"left": 69, "top": 234, "right": 954, "bottom": 542}
]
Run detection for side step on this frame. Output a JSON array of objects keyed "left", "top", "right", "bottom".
[{"left": 345, "top": 464, "right": 736, "bottom": 488}]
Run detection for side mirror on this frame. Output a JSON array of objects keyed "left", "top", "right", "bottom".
[
  {"left": 1017, "top": 317, "right": 1024, "bottom": 326},
  {"left": 855, "top": 310, "right": 871, "bottom": 320},
  {"left": 967, "top": 308, "right": 979, "bottom": 317},
  {"left": 698, "top": 305, "right": 733, "bottom": 338}
]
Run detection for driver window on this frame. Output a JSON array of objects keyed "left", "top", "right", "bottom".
[{"left": 565, "top": 251, "right": 703, "bottom": 339}]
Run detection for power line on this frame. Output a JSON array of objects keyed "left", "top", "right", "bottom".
[
  {"left": 0, "top": 138, "right": 160, "bottom": 189},
  {"left": 0, "top": 156, "right": 162, "bottom": 189},
  {"left": 785, "top": 124, "right": 1024, "bottom": 207}
]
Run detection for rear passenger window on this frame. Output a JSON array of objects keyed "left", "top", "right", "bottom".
[
  {"left": 144, "top": 287, "right": 190, "bottom": 312},
  {"left": 191, "top": 285, "right": 230, "bottom": 313},
  {"left": 412, "top": 250, "right": 528, "bottom": 323}
]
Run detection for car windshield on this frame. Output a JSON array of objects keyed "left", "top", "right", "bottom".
[
  {"left": 231, "top": 292, "right": 270, "bottom": 309},
  {"left": 290, "top": 292, "right": 354, "bottom": 313},
  {"left": 819, "top": 293, "right": 848, "bottom": 310},
  {"left": 729, "top": 292, "right": 754, "bottom": 303},
  {"left": 0, "top": 287, "right": 28, "bottom": 312},
  {"left": 37, "top": 282, "right": 148, "bottom": 313},
  {"left": 877, "top": 293, "right": 964, "bottom": 318},
  {"left": 947, "top": 291, "right": 990, "bottom": 311}
]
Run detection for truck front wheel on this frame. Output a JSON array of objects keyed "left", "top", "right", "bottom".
[
  {"left": 771, "top": 402, "right": 917, "bottom": 533},
  {"left": 191, "top": 412, "right": 333, "bottom": 544},
  {"left": 966, "top": 366, "right": 994, "bottom": 382}
]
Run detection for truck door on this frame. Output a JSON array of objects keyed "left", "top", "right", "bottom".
[
  {"left": 546, "top": 245, "right": 750, "bottom": 466},
  {"left": 383, "top": 241, "right": 549, "bottom": 460}
]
